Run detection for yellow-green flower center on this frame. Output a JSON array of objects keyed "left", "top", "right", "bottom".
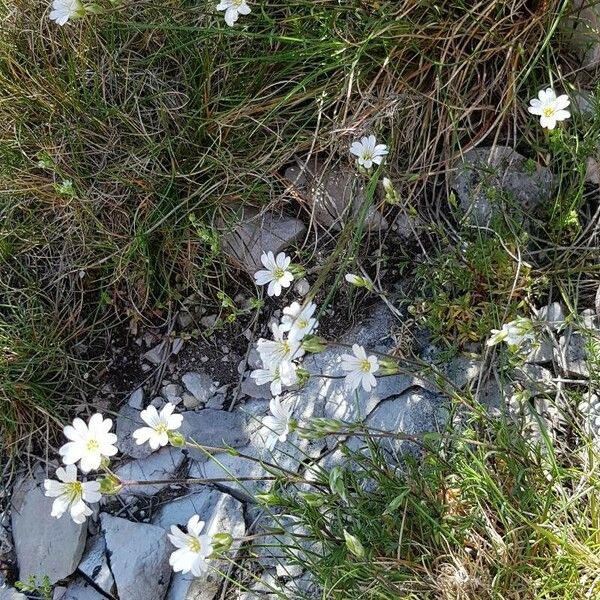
[
  {"left": 542, "top": 106, "right": 556, "bottom": 118},
  {"left": 298, "top": 318, "right": 308, "bottom": 329},
  {"left": 273, "top": 267, "right": 285, "bottom": 280},
  {"left": 87, "top": 439, "right": 99, "bottom": 451},
  {"left": 188, "top": 537, "right": 202, "bottom": 553},
  {"left": 154, "top": 423, "right": 168, "bottom": 434},
  {"left": 360, "top": 359, "right": 372, "bottom": 373},
  {"left": 281, "top": 340, "right": 290, "bottom": 356},
  {"left": 66, "top": 481, "right": 83, "bottom": 502}
]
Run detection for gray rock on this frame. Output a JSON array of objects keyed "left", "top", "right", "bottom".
[
  {"left": 11, "top": 469, "right": 86, "bottom": 584},
  {"left": 116, "top": 404, "right": 153, "bottom": 459},
  {"left": 537, "top": 302, "right": 565, "bottom": 330},
  {"left": 442, "top": 355, "right": 481, "bottom": 389},
  {"left": 236, "top": 571, "right": 281, "bottom": 600},
  {"left": 163, "top": 383, "right": 184, "bottom": 404},
  {"left": 0, "top": 585, "right": 26, "bottom": 600},
  {"left": 449, "top": 146, "right": 552, "bottom": 226},
  {"left": 240, "top": 375, "right": 271, "bottom": 400},
  {"left": 219, "top": 204, "right": 306, "bottom": 275},
  {"left": 177, "top": 311, "right": 194, "bottom": 329},
  {"left": 115, "top": 446, "right": 185, "bottom": 496},
  {"left": 179, "top": 410, "right": 249, "bottom": 459},
  {"left": 128, "top": 387, "right": 145, "bottom": 409},
  {"left": 182, "top": 393, "right": 201, "bottom": 410},
  {"left": 164, "top": 493, "right": 246, "bottom": 600},
  {"left": 513, "top": 364, "right": 554, "bottom": 395},
  {"left": 152, "top": 490, "right": 226, "bottom": 530},
  {"left": 78, "top": 534, "right": 115, "bottom": 595},
  {"left": 285, "top": 158, "right": 387, "bottom": 231},
  {"left": 205, "top": 394, "right": 226, "bottom": 410},
  {"left": 558, "top": 325, "right": 600, "bottom": 378},
  {"left": 144, "top": 341, "right": 168, "bottom": 365},
  {"left": 182, "top": 372, "right": 215, "bottom": 404},
  {"left": 62, "top": 579, "right": 106, "bottom": 600},
  {"left": 100, "top": 513, "right": 171, "bottom": 600}
]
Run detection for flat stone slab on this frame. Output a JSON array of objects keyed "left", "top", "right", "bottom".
[
  {"left": 116, "top": 404, "right": 153, "bottom": 459},
  {"left": 11, "top": 468, "right": 87, "bottom": 584},
  {"left": 219, "top": 204, "right": 306, "bottom": 275},
  {"left": 0, "top": 585, "right": 26, "bottom": 600},
  {"left": 181, "top": 372, "right": 215, "bottom": 404},
  {"left": 100, "top": 513, "right": 171, "bottom": 600},
  {"left": 78, "top": 534, "right": 115, "bottom": 595},
  {"left": 179, "top": 410, "right": 249, "bottom": 460},
  {"left": 285, "top": 157, "right": 388, "bottom": 231},
  {"left": 115, "top": 446, "right": 185, "bottom": 496},
  {"left": 449, "top": 146, "right": 552, "bottom": 226}
]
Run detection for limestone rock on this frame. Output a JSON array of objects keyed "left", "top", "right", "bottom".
[
  {"left": 11, "top": 469, "right": 86, "bottom": 584},
  {"left": 77, "top": 534, "right": 115, "bottom": 595},
  {"left": 0, "top": 585, "right": 26, "bottom": 600},
  {"left": 219, "top": 205, "right": 306, "bottom": 275},
  {"left": 565, "top": 0, "right": 600, "bottom": 68},
  {"left": 100, "top": 513, "right": 171, "bottom": 600},
  {"left": 285, "top": 158, "right": 388, "bottom": 231},
  {"left": 115, "top": 446, "right": 185, "bottom": 496},
  {"left": 181, "top": 372, "right": 215, "bottom": 404},
  {"left": 62, "top": 579, "right": 107, "bottom": 600},
  {"left": 128, "top": 387, "right": 145, "bottom": 409},
  {"left": 116, "top": 404, "right": 153, "bottom": 459},
  {"left": 449, "top": 146, "right": 552, "bottom": 226}
]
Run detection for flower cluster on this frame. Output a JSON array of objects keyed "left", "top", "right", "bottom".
[{"left": 43, "top": 404, "right": 221, "bottom": 578}]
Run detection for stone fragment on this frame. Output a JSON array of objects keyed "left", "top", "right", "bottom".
[
  {"left": 442, "top": 355, "right": 481, "bottom": 389},
  {"left": 116, "top": 404, "right": 153, "bottom": 459},
  {"left": 219, "top": 204, "right": 306, "bottom": 275},
  {"left": 11, "top": 469, "right": 86, "bottom": 584},
  {"left": 449, "top": 146, "right": 552, "bottom": 226},
  {"left": 77, "top": 534, "right": 115, "bottom": 595},
  {"left": 144, "top": 341, "right": 168, "bottom": 365},
  {"left": 285, "top": 157, "right": 387, "bottom": 231},
  {"left": 183, "top": 393, "right": 201, "bottom": 409},
  {"left": 537, "top": 302, "right": 565, "bottom": 330},
  {"left": 0, "top": 585, "right": 26, "bottom": 600},
  {"left": 163, "top": 383, "right": 184, "bottom": 404},
  {"left": 240, "top": 375, "right": 271, "bottom": 400},
  {"left": 62, "top": 579, "right": 106, "bottom": 600},
  {"left": 172, "top": 494, "right": 246, "bottom": 600},
  {"left": 128, "top": 387, "right": 145, "bottom": 409},
  {"left": 100, "top": 513, "right": 171, "bottom": 600},
  {"left": 114, "top": 446, "right": 185, "bottom": 496},
  {"left": 182, "top": 372, "right": 216, "bottom": 404},
  {"left": 179, "top": 410, "right": 249, "bottom": 460}
]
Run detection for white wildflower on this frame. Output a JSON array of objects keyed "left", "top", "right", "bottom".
[
  {"left": 528, "top": 88, "right": 570, "bottom": 130},
  {"left": 168, "top": 515, "right": 214, "bottom": 577},
  {"left": 262, "top": 396, "right": 293, "bottom": 449},
  {"left": 216, "top": 0, "right": 251, "bottom": 27},
  {"left": 254, "top": 251, "right": 294, "bottom": 297},
  {"left": 280, "top": 301, "right": 318, "bottom": 341},
  {"left": 250, "top": 360, "right": 297, "bottom": 396},
  {"left": 340, "top": 343, "right": 379, "bottom": 392},
  {"left": 487, "top": 317, "right": 535, "bottom": 349},
  {"left": 344, "top": 273, "right": 373, "bottom": 289},
  {"left": 59, "top": 413, "right": 118, "bottom": 473},
  {"left": 133, "top": 403, "right": 183, "bottom": 450},
  {"left": 257, "top": 323, "right": 304, "bottom": 369},
  {"left": 44, "top": 464, "right": 101, "bottom": 524},
  {"left": 49, "top": 0, "right": 84, "bottom": 25},
  {"left": 350, "top": 135, "right": 388, "bottom": 169}
]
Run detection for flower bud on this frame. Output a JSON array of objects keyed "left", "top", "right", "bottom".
[
  {"left": 98, "top": 475, "right": 122, "bottom": 496},
  {"left": 296, "top": 367, "right": 311, "bottom": 386},
  {"left": 378, "top": 356, "right": 400, "bottom": 375},
  {"left": 301, "top": 335, "right": 328, "bottom": 354},
  {"left": 212, "top": 532, "right": 233, "bottom": 552},
  {"left": 254, "top": 493, "right": 282, "bottom": 506},
  {"left": 382, "top": 177, "right": 399, "bottom": 204},
  {"left": 168, "top": 431, "right": 186, "bottom": 448}
]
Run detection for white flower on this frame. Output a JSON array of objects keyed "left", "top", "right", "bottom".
[
  {"left": 528, "top": 88, "right": 570, "bottom": 130},
  {"left": 487, "top": 317, "right": 535, "bottom": 349},
  {"left": 168, "top": 515, "right": 214, "bottom": 577},
  {"left": 250, "top": 360, "right": 297, "bottom": 396},
  {"left": 280, "top": 301, "right": 318, "bottom": 341},
  {"left": 59, "top": 413, "right": 118, "bottom": 473},
  {"left": 132, "top": 403, "right": 183, "bottom": 450},
  {"left": 344, "top": 273, "right": 373, "bottom": 289},
  {"left": 257, "top": 323, "right": 304, "bottom": 369},
  {"left": 216, "top": 0, "right": 251, "bottom": 27},
  {"left": 262, "top": 396, "right": 293, "bottom": 449},
  {"left": 350, "top": 135, "right": 388, "bottom": 169},
  {"left": 254, "top": 251, "right": 294, "bottom": 297},
  {"left": 340, "top": 344, "right": 379, "bottom": 392},
  {"left": 49, "top": 0, "right": 84, "bottom": 25},
  {"left": 44, "top": 464, "right": 101, "bottom": 524}
]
